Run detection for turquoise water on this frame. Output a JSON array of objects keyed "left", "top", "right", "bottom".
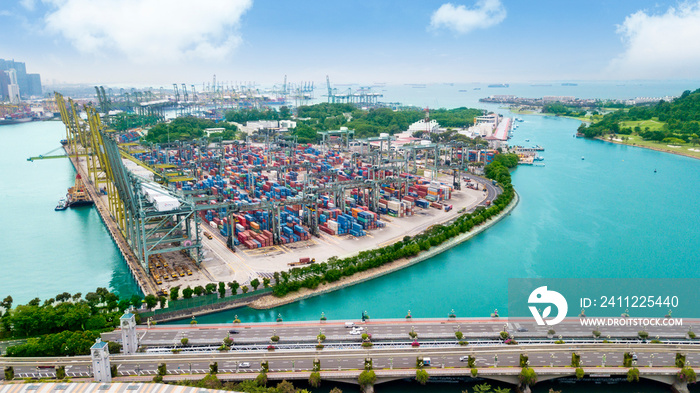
[
  {"left": 0, "top": 120, "right": 140, "bottom": 304},
  {"left": 188, "top": 109, "right": 700, "bottom": 324}
]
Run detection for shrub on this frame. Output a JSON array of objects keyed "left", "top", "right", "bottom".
[
  {"left": 689, "top": 331, "right": 697, "bottom": 339},
  {"left": 157, "top": 363, "right": 167, "bottom": 376},
  {"left": 361, "top": 342, "right": 373, "bottom": 348},
  {"left": 223, "top": 337, "right": 233, "bottom": 346},
  {"left": 255, "top": 371, "right": 268, "bottom": 387},
  {"left": 519, "top": 354, "right": 529, "bottom": 367},
  {"left": 471, "top": 368, "right": 478, "bottom": 377},
  {"left": 309, "top": 371, "right": 322, "bottom": 388},
  {"left": 416, "top": 369, "right": 429, "bottom": 385},
  {"left": 547, "top": 329, "right": 556, "bottom": 335},
  {"left": 677, "top": 367, "right": 697, "bottom": 383},
  {"left": 592, "top": 330, "right": 601, "bottom": 338},
  {"left": 409, "top": 331, "right": 418, "bottom": 339},
  {"left": 571, "top": 352, "right": 581, "bottom": 368},
  {"left": 468, "top": 356, "right": 476, "bottom": 368},
  {"left": 627, "top": 367, "right": 639, "bottom": 383},
  {"left": 209, "top": 362, "right": 218, "bottom": 374},
  {"left": 455, "top": 331, "right": 464, "bottom": 340},
  {"left": 505, "top": 338, "right": 518, "bottom": 345},
  {"left": 676, "top": 353, "right": 687, "bottom": 368},
  {"left": 638, "top": 331, "right": 649, "bottom": 339},
  {"left": 576, "top": 367, "right": 584, "bottom": 380},
  {"left": 270, "top": 335, "right": 280, "bottom": 343},
  {"left": 56, "top": 365, "right": 66, "bottom": 380},
  {"left": 4, "top": 366, "right": 13, "bottom": 381},
  {"left": 317, "top": 334, "right": 326, "bottom": 342},
  {"left": 260, "top": 361, "right": 269, "bottom": 372},
  {"left": 554, "top": 340, "right": 565, "bottom": 344},
  {"left": 411, "top": 340, "right": 420, "bottom": 347},
  {"left": 181, "top": 337, "right": 189, "bottom": 346},
  {"left": 316, "top": 344, "right": 324, "bottom": 350},
  {"left": 519, "top": 367, "right": 537, "bottom": 386},
  {"left": 153, "top": 375, "right": 163, "bottom": 383},
  {"left": 459, "top": 340, "right": 469, "bottom": 346},
  {"left": 358, "top": 370, "right": 376, "bottom": 387},
  {"left": 499, "top": 331, "right": 510, "bottom": 340},
  {"left": 416, "top": 357, "right": 424, "bottom": 369},
  {"left": 623, "top": 352, "right": 633, "bottom": 367},
  {"left": 267, "top": 345, "right": 275, "bottom": 351}
]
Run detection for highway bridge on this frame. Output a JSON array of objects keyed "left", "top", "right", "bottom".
[{"left": 1, "top": 318, "right": 699, "bottom": 392}]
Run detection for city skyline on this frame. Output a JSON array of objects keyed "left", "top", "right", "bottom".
[{"left": 1, "top": 0, "right": 700, "bottom": 86}]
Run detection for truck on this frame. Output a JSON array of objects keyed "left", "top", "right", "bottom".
[
  {"left": 485, "top": 200, "right": 491, "bottom": 207},
  {"left": 422, "top": 357, "right": 431, "bottom": 366}
]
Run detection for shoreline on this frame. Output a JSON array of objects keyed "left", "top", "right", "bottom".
[
  {"left": 595, "top": 137, "right": 700, "bottom": 161},
  {"left": 247, "top": 190, "right": 519, "bottom": 310}
]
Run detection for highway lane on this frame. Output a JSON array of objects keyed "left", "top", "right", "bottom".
[
  {"left": 101, "top": 319, "right": 700, "bottom": 347},
  {"left": 4, "top": 343, "right": 700, "bottom": 380}
]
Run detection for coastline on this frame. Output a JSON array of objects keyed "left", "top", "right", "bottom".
[
  {"left": 247, "top": 190, "right": 520, "bottom": 310},
  {"left": 595, "top": 137, "right": 700, "bottom": 161}
]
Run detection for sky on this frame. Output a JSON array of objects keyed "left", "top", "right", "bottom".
[{"left": 2, "top": 0, "right": 700, "bottom": 86}]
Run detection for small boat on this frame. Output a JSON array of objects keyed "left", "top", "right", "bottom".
[
  {"left": 55, "top": 198, "right": 68, "bottom": 211},
  {"left": 535, "top": 156, "right": 544, "bottom": 161},
  {"left": 525, "top": 139, "right": 530, "bottom": 142},
  {"left": 581, "top": 156, "right": 585, "bottom": 160}
]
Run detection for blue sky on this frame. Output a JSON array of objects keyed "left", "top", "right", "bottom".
[{"left": 2, "top": 0, "right": 700, "bottom": 86}]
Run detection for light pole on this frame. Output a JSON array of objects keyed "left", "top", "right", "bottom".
[
  {"left": 389, "top": 357, "right": 393, "bottom": 370},
  {"left": 650, "top": 354, "right": 654, "bottom": 367},
  {"left": 602, "top": 354, "right": 606, "bottom": 367},
  {"left": 494, "top": 354, "right": 498, "bottom": 367},
  {"left": 189, "top": 363, "right": 191, "bottom": 373},
  {"left": 550, "top": 353, "right": 554, "bottom": 367},
  {"left": 292, "top": 360, "right": 295, "bottom": 372}
]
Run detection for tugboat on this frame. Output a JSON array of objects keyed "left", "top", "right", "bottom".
[
  {"left": 55, "top": 198, "right": 68, "bottom": 211},
  {"left": 66, "top": 174, "right": 94, "bottom": 208}
]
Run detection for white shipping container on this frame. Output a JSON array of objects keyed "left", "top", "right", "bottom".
[
  {"left": 387, "top": 200, "right": 401, "bottom": 210},
  {"left": 152, "top": 194, "right": 181, "bottom": 211},
  {"left": 210, "top": 221, "right": 218, "bottom": 228}
]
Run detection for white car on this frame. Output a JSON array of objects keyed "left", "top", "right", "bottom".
[
  {"left": 238, "top": 362, "right": 250, "bottom": 368},
  {"left": 349, "top": 329, "right": 362, "bottom": 335},
  {"left": 459, "top": 356, "right": 469, "bottom": 362},
  {"left": 352, "top": 326, "right": 365, "bottom": 332}
]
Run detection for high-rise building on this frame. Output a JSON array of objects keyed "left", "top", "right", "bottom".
[
  {"left": 0, "top": 72, "right": 9, "bottom": 101},
  {"left": 0, "top": 58, "right": 42, "bottom": 99},
  {"left": 5, "top": 69, "right": 20, "bottom": 103}
]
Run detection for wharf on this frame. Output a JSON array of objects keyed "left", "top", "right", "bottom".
[{"left": 65, "top": 148, "right": 159, "bottom": 296}]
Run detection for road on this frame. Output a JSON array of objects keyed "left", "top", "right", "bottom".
[
  {"left": 100, "top": 318, "right": 700, "bottom": 348},
  {"left": 3, "top": 343, "right": 699, "bottom": 380}
]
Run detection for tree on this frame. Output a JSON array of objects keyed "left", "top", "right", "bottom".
[
  {"left": 309, "top": 371, "right": 322, "bottom": 388},
  {"left": 416, "top": 369, "right": 429, "bottom": 385},
  {"left": 627, "top": 367, "right": 640, "bottom": 382},
  {"left": 182, "top": 286, "right": 194, "bottom": 299},
  {"left": 209, "top": 362, "right": 218, "bottom": 374},
  {"left": 276, "top": 380, "right": 296, "bottom": 393},
  {"left": 227, "top": 281, "right": 240, "bottom": 295},
  {"left": 255, "top": 371, "right": 268, "bottom": 387},
  {"left": 218, "top": 282, "right": 226, "bottom": 298},
  {"left": 519, "top": 367, "right": 537, "bottom": 387},
  {"left": 205, "top": 283, "right": 216, "bottom": 294},
  {"left": 358, "top": 370, "right": 376, "bottom": 388},
  {"left": 169, "top": 287, "right": 180, "bottom": 301},
  {"left": 158, "top": 296, "right": 167, "bottom": 309},
  {"left": 157, "top": 363, "right": 167, "bottom": 376},
  {"left": 181, "top": 338, "right": 189, "bottom": 346},
  {"left": 242, "top": 285, "right": 249, "bottom": 294},
  {"left": 263, "top": 277, "right": 271, "bottom": 288},
  {"left": 329, "top": 388, "right": 343, "bottom": 393},
  {"left": 194, "top": 286, "right": 205, "bottom": 296},
  {"left": 250, "top": 278, "right": 260, "bottom": 291},
  {"left": 144, "top": 294, "right": 158, "bottom": 309}
]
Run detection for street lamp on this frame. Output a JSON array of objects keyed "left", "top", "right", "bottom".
[
  {"left": 189, "top": 363, "right": 192, "bottom": 373},
  {"left": 494, "top": 354, "right": 498, "bottom": 367},
  {"left": 292, "top": 360, "right": 295, "bottom": 372},
  {"left": 389, "top": 358, "right": 393, "bottom": 370},
  {"left": 550, "top": 353, "right": 555, "bottom": 367},
  {"left": 650, "top": 354, "right": 654, "bottom": 367},
  {"left": 602, "top": 354, "right": 606, "bottom": 367}
]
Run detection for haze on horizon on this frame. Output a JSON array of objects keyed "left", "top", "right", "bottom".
[{"left": 2, "top": 0, "right": 700, "bottom": 86}]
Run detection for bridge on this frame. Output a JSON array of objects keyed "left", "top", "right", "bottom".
[{"left": 2, "top": 318, "right": 699, "bottom": 392}]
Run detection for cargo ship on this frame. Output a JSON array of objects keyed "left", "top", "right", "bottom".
[
  {"left": 488, "top": 83, "right": 509, "bottom": 88},
  {"left": 66, "top": 173, "right": 94, "bottom": 207},
  {"left": 0, "top": 116, "right": 34, "bottom": 126}
]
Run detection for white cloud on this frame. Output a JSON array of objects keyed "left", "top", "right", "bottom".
[
  {"left": 20, "top": 0, "right": 36, "bottom": 11},
  {"left": 609, "top": 2, "right": 700, "bottom": 79},
  {"left": 41, "top": 0, "right": 252, "bottom": 63},
  {"left": 429, "top": 0, "right": 506, "bottom": 34}
]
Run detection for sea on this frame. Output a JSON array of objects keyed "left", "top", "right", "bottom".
[{"left": 3, "top": 81, "right": 700, "bottom": 392}]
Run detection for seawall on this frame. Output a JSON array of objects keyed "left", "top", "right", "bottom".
[{"left": 248, "top": 190, "right": 519, "bottom": 310}]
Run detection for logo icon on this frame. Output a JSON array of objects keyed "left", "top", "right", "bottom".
[{"left": 528, "top": 286, "right": 568, "bottom": 326}]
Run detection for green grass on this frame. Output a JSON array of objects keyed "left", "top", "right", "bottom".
[
  {"left": 603, "top": 134, "right": 700, "bottom": 159},
  {"left": 619, "top": 119, "right": 665, "bottom": 132}
]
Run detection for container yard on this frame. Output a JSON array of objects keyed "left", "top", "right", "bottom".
[
  {"left": 119, "top": 137, "right": 493, "bottom": 291},
  {"left": 54, "top": 94, "right": 498, "bottom": 296}
]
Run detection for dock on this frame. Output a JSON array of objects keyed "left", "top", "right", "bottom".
[{"left": 66, "top": 149, "right": 159, "bottom": 296}]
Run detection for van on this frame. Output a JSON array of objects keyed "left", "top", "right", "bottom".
[
  {"left": 345, "top": 322, "right": 355, "bottom": 328},
  {"left": 422, "top": 357, "right": 431, "bottom": 366}
]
